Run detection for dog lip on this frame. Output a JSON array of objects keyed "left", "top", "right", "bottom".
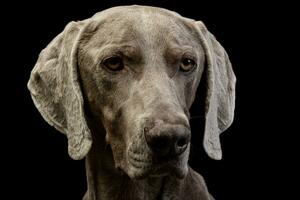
[
  {"left": 127, "top": 148, "right": 188, "bottom": 179},
  {"left": 128, "top": 153, "right": 152, "bottom": 169},
  {"left": 129, "top": 155, "right": 151, "bottom": 163},
  {"left": 129, "top": 158, "right": 151, "bottom": 168},
  {"left": 127, "top": 155, "right": 152, "bottom": 180}
]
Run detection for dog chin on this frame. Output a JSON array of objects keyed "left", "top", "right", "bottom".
[
  {"left": 126, "top": 161, "right": 189, "bottom": 180},
  {"left": 149, "top": 163, "right": 188, "bottom": 179}
]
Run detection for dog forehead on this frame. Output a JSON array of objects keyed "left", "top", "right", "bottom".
[
  {"left": 92, "top": 5, "right": 183, "bottom": 24},
  {"left": 88, "top": 5, "right": 197, "bottom": 48}
]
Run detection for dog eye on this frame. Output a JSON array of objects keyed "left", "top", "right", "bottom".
[
  {"left": 103, "top": 56, "right": 124, "bottom": 71},
  {"left": 180, "top": 58, "right": 196, "bottom": 72}
]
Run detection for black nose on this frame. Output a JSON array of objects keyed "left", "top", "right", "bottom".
[{"left": 144, "top": 124, "right": 190, "bottom": 157}]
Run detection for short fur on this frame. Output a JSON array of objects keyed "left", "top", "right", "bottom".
[{"left": 28, "top": 5, "right": 235, "bottom": 200}]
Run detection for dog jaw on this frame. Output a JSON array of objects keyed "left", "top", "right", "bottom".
[{"left": 124, "top": 141, "right": 190, "bottom": 180}]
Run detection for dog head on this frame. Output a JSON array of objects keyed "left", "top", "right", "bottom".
[{"left": 28, "top": 5, "right": 235, "bottom": 179}]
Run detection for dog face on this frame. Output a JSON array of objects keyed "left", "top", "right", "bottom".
[
  {"left": 78, "top": 7, "right": 205, "bottom": 179},
  {"left": 28, "top": 5, "right": 235, "bottom": 180}
]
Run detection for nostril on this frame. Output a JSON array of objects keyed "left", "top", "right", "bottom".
[
  {"left": 143, "top": 122, "right": 190, "bottom": 157},
  {"left": 177, "top": 137, "right": 188, "bottom": 147},
  {"left": 174, "top": 135, "right": 189, "bottom": 155},
  {"left": 148, "top": 136, "right": 172, "bottom": 155}
]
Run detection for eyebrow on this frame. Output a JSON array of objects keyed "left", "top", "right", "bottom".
[
  {"left": 98, "top": 44, "right": 140, "bottom": 59},
  {"left": 165, "top": 45, "right": 197, "bottom": 62},
  {"left": 168, "top": 45, "right": 196, "bottom": 53}
]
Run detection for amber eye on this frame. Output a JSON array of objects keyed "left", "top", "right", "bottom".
[
  {"left": 180, "top": 58, "right": 196, "bottom": 72},
  {"left": 103, "top": 56, "right": 124, "bottom": 71}
]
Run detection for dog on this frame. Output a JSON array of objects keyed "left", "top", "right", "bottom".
[{"left": 28, "top": 5, "right": 236, "bottom": 200}]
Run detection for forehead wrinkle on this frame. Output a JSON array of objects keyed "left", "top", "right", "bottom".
[
  {"left": 165, "top": 45, "right": 197, "bottom": 61},
  {"left": 83, "top": 9, "right": 202, "bottom": 67},
  {"left": 81, "top": 18, "right": 144, "bottom": 63},
  {"left": 134, "top": 12, "right": 197, "bottom": 50},
  {"left": 88, "top": 8, "right": 197, "bottom": 50},
  {"left": 105, "top": 24, "right": 138, "bottom": 45},
  {"left": 100, "top": 44, "right": 140, "bottom": 58},
  {"left": 87, "top": 15, "right": 143, "bottom": 48}
]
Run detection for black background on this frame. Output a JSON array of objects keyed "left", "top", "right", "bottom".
[{"left": 2, "top": 0, "right": 296, "bottom": 199}]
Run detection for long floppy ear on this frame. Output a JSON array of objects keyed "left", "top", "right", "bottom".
[
  {"left": 27, "top": 20, "right": 92, "bottom": 160},
  {"left": 195, "top": 21, "right": 236, "bottom": 160}
]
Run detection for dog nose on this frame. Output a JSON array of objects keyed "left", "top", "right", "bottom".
[{"left": 144, "top": 124, "right": 190, "bottom": 157}]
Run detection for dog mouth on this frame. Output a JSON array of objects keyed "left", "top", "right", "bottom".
[
  {"left": 128, "top": 153, "right": 152, "bottom": 170},
  {"left": 127, "top": 151, "right": 188, "bottom": 179}
]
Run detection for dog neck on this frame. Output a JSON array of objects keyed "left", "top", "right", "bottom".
[{"left": 83, "top": 136, "right": 183, "bottom": 200}]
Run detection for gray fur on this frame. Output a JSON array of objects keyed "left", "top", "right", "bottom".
[{"left": 28, "top": 5, "right": 235, "bottom": 200}]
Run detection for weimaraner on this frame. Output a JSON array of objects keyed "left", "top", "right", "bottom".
[{"left": 28, "top": 5, "right": 235, "bottom": 200}]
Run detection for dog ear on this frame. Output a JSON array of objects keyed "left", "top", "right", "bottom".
[
  {"left": 27, "top": 20, "right": 92, "bottom": 160},
  {"left": 194, "top": 21, "right": 236, "bottom": 160}
]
